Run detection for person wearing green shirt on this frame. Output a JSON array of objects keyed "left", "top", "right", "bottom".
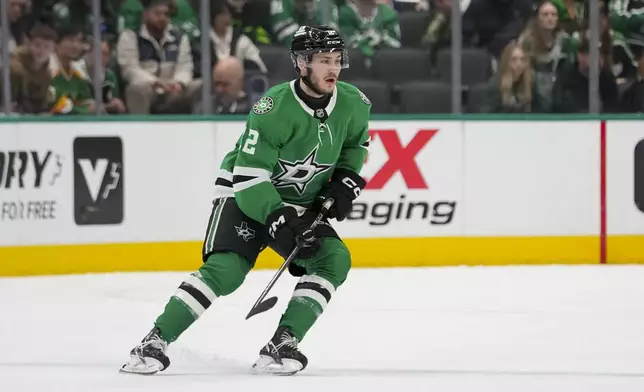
[
  {"left": 84, "top": 37, "right": 127, "bottom": 114},
  {"left": 610, "top": 0, "right": 644, "bottom": 38},
  {"left": 271, "top": 0, "right": 339, "bottom": 46},
  {"left": 338, "top": 0, "right": 400, "bottom": 58},
  {"left": 49, "top": 26, "right": 95, "bottom": 115}
]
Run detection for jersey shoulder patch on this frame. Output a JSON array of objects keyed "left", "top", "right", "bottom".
[
  {"left": 251, "top": 82, "right": 292, "bottom": 116},
  {"left": 253, "top": 96, "right": 274, "bottom": 115},
  {"left": 357, "top": 88, "right": 371, "bottom": 105}
]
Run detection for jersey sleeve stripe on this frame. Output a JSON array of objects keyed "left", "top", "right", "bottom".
[
  {"left": 232, "top": 166, "right": 272, "bottom": 192},
  {"left": 233, "top": 166, "right": 272, "bottom": 178},
  {"left": 233, "top": 175, "right": 258, "bottom": 184},
  {"left": 233, "top": 176, "right": 269, "bottom": 192},
  {"left": 215, "top": 178, "right": 232, "bottom": 187}
]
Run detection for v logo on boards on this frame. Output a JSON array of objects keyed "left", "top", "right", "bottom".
[{"left": 73, "top": 137, "right": 124, "bottom": 225}]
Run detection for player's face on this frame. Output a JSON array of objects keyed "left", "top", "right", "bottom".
[{"left": 307, "top": 52, "right": 342, "bottom": 94}]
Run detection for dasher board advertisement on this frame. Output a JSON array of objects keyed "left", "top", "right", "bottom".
[{"left": 0, "top": 122, "right": 215, "bottom": 246}]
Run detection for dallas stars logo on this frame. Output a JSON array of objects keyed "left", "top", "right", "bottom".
[
  {"left": 272, "top": 145, "right": 332, "bottom": 195},
  {"left": 253, "top": 97, "right": 274, "bottom": 115},
  {"left": 235, "top": 221, "right": 256, "bottom": 242}
]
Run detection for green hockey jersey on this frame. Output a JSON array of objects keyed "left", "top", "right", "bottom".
[
  {"left": 611, "top": 0, "right": 644, "bottom": 38},
  {"left": 48, "top": 56, "right": 94, "bottom": 114},
  {"left": 571, "top": 29, "right": 638, "bottom": 79},
  {"left": 214, "top": 80, "right": 372, "bottom": 224},
  {"left": 271, "top": 0, "right": 339, "bottom": 46},
  {"left": 338, "top": 2, "right": 401, "bottom": 57}
]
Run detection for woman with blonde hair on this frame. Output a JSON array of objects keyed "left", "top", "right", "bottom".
[
  {"left": 518, "top": 0, "right": 574, "bottom": 110},
  {"left": 483, "top": 41, "right": 542, "bottom": 113}
]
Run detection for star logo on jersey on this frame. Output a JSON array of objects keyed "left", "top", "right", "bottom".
[
  {"left": 235, "top": 221, "right": 256, "bottom": 242},
  {"left": 272, "top": 146, "right": 332, "bottom": 195},
  {"left": 253, "top": 97, "right": 274, "bottom": 115}
]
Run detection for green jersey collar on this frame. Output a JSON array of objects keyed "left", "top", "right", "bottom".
[{"left": 289, "top": 80, "right": 338, "bottom": 118}]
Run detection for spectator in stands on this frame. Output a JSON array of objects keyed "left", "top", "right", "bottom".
[
  {"left": 610, "top": 0, "right": 644, "bottom": 39},
  {"left": 5, "top": 0, "right": 30, "bottom": 53},
  {"left": 117, "top": 0, "right": 201, "bottom": 114},
  {"left": 119, "top": 0, "right": 200, "bottom": 40},
  {"left": 225, "top": 0, "right": 273, "bottom": 45},
  {"left": 50, "top": 0, "right": 119, "bottom": 43},
  {"left": 518, "top": 0, "right": 574, "bottom": 111},
  {"left": 7, "top": 23, "right": 57, "bottom": 114},
  {"left": 85, "top": 37, "right": 127, "bottom": 114},
  {"left": 339, "top": 0, "right": 401, "bottom": 57},
  {"left": 619, "top": 36, "right": 644, "bottom": 112},
  {"left": 550, "top": 0, "right": 585, "bottom": 34},
  {"left": 49, "top": 26, "right": 95, "bottom": 114},
  {"left": 199, "top": 0, "right": 267, "bottom": 77},
  {"left": 193, "top": 56, "right": 252, "bottom": 113},
  {"left": 481, "top": 41, "right": 543, "bottom": 112},
  {"left": 462, "top": 0, "right": 532, "bottom": 59},
  {"left": 552, "top": 37, "right": 619, "bottom": 112},
  {"left": 392, "top": 0, "right": 429, "bottom": 12},
  {"left": 120, "top": 0, "right": 202, "bottom": 78},
  {"left": 271, "top": 0, "right": 339, "bottom": 46},
  {"left": 571, "top": 5, "right": 638, "bottom": 83},
  {"left": 422, "top": 0, "right": 451, "bottom": 60}
]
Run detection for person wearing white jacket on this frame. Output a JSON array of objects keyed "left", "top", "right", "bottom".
[
  {"left": 207, "top": 0, "right": 267, "bottom": 74},
  {"left": 117, "top": 0, "right": 202, "bottom": 114}
]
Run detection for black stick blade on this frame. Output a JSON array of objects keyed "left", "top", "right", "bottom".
[{"left": 245, "top": 296, "right": 278, "bottom": 320}]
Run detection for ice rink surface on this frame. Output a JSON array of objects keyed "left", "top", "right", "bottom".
[{"left": 2, "top": 265, "right": 644, "bottom": 392}]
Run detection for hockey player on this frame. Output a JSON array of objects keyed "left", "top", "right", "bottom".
[{"left": 120, "top": 25, "right": 371, "bottom": 376}]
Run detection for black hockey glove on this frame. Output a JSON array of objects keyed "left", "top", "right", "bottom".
[
  {"left": 266, "top": 206, "right": 320, "bottom": 259},
  {"left": 316, "top": 169, "right": 366, "bottom": 221}
]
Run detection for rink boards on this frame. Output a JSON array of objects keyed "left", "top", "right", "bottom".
[{"left": 0, "top": 118, "right": 642, "bottom": 275}]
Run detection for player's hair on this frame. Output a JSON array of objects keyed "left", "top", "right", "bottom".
[{"left": 498, "top": 41, "right": 533, "bottom": 111}]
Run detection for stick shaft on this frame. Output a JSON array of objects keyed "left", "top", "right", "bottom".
[{"left": 246, "top": 199, "right": 334, "bottom": 317}]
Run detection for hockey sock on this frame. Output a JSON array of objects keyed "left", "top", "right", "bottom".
[
  {"left": 278, "top": 238, "right": 350, "bottom": 341},
  {"left": 154, "top": 252, "right": 251, "bottom": 342}
]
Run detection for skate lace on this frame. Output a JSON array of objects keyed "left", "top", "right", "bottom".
[
  {"left": 275, "top": 332, "right": 298, "bottom": 351},
  {"left": 135, "top": 335, "right": 166, "bottom": 356}
]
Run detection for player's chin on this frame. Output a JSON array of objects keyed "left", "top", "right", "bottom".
[{"left": 319, "top": 77, "right": 336, "bottom": 93}]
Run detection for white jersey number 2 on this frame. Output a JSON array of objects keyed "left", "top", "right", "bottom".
[{"left": 242, "top": 129, "right": 259, "bottom": 155}]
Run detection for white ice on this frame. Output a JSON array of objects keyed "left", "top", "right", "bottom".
[{"left": 2, "top": 266, "right": 644, "bottom": 392}]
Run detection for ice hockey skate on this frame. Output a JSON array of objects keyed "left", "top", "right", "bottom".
[
  {"left": 120, "top": 328, "right": 170, "bottom": 375},
  {"left": 251, "top": 327, "right": 308, "bottom": 376}
]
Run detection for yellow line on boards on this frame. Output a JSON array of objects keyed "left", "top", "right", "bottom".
[{"left": 0, "top": 235, "right": 627, "bottom": 276}]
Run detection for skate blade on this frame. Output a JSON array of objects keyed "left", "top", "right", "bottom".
[
  {"left": 119, "top": 355, "right": 163, "bottom": 375},
  {"left": 251, "top": 355, "right": 303, "bottom": 376}
]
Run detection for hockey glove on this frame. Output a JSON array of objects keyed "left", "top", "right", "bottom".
[
  {"left": 266, "top": 206, "right": 320, "bottom": 259},
  {"left": 316, "top": 169, "right": 366, "bottom": 221}
]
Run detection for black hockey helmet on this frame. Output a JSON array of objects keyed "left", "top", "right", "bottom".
[{"left": 290, "top": 25, "right": 350, "bottom": 73}]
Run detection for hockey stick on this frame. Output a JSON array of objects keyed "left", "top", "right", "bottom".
[{"left": 245, "top": 198, "right": 335, "bottom": 320}]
